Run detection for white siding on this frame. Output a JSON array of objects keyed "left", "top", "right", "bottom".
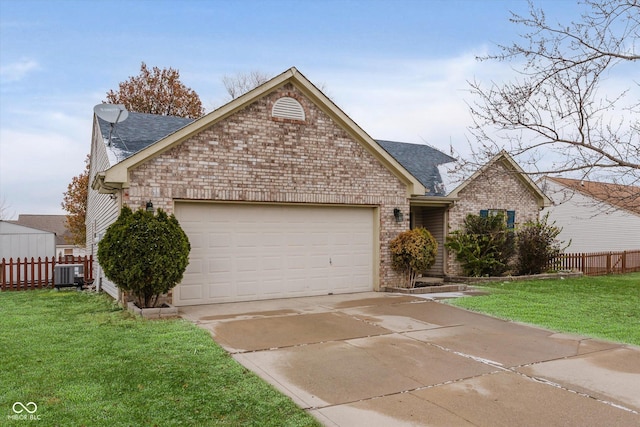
[
  {"left": 0, "top": 222, "right": 56, "bottom": 260},
  {"left": 86, "top": 118, "right": 121, "bottom": 299},
  {"left": 541, "top": 179, "right": 640, "bottom": 252}
]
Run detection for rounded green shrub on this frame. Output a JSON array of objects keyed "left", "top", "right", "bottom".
[{"left": 97, "top": 206, "right": 191, "bottom": 308}]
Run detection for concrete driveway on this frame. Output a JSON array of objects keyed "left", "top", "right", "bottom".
[{"left": 180, "top": 292, "right": 640, "bottom": 426}]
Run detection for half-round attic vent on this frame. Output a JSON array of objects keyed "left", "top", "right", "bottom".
[{"left": 272, "top": 97, "right": 305, "bottom": 121}]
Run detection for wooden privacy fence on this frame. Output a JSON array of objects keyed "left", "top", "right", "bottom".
[
  {"left": 549, "top": 250, "right": 640, "bottom": 276},
  {"left": 0, "top": 255, "right": 93, "bottom": 291}
]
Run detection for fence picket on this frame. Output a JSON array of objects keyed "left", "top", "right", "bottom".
[
  {"left": 0, "top": 255, "right": 93, "bottom": 291},
  {"left": 549, "top": 249, "right": 640, "bottom": 276}
]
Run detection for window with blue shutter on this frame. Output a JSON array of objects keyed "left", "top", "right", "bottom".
[
  {"left": 507, "top": 210, "right": 516, "bottom": 230},
  {"left": 479, "top": 209, "right": 516, "bottom": 230}
]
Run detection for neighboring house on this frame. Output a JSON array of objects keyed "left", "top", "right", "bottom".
[
  {"left": 0, "top": 221, "right": 56, "bottom": 260},
  {"left": 539, "top": 177, "right": 640, "bottom": 253},
  {"left": 87, "top": 67, "right": 549, "bottom": 305},
  {"left": 8, "top": 214, "right": 84, "bottom": 257}
]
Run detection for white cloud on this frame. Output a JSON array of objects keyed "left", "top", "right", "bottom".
[
  {"left": 313, "top": 50, "right": 513, "bottom": 157},
  {"left": 0, "top": 58, "right": 40, "bottom": 83},
  {"left": 0, "top": 114, "right": 90, "bottom": 217}
]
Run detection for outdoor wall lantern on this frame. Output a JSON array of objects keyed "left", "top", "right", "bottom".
[
  {"left": 146, "top": 201, "right": 154, "bottom": 213},
  {"left": 393, "top": 208, "right": 403, "bottom": 223}
]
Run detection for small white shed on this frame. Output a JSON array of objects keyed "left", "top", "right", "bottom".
[{"left": 0, "top": 221, "right": 56, "bottom": 260}]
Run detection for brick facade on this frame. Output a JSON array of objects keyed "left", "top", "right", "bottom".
[
  {"left": 123, "top": 83, "right": 410, "bottom": 287},
  {"left": 446, "top": 160, "right": 541, "bottom": 275}
]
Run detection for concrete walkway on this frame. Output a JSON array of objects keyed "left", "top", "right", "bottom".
[{"left": 180, "top": 292, "right": 640, "bottom": 426}]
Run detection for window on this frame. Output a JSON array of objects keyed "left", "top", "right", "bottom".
[{"left": 480, "top": 209, "right": 516, "bottom": 230}]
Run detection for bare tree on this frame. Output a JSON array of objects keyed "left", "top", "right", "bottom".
[
  {"left": 467, "top": 0, "right": 639, "bottom": 192},
  {"left": 0, "top": 196, "right": 14, "bottom": 220},
  {"left": 222, "top": 70, "right": 271, "bottom": 100}
]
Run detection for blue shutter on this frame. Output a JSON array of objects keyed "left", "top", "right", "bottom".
[
  {"left": 507, "top": 210, "right": 516, "bottom": 230},
  {"left": 480, "top": 210, "right": 489, "bottom": 218}
]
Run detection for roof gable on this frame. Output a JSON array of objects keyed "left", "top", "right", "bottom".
[
  {"left": 377, "top": 140, "right": 455, "bottom": 196},
  {"left": 94, "top": 67, "right": 425, "bottom": 197},
  {"left": 449, "top": 151, "right": 551, "bottom": 208},
  {"left": 545, "top": 177, "right": 640, "bottom": 215}
]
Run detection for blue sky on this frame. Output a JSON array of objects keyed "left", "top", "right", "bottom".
[{"left": 0, "top": 0, "right": 598, "bottom": 217}]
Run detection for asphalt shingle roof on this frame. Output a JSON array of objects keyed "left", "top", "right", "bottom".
[
  {"left": 8, "top": 215, "right": 71, "bottom": 246},
  {"left": 97, "top": 111, "right": 194, "bottom": 163},
  {"left": 376, "top": 140, "right": 456, "bottom": 196}
]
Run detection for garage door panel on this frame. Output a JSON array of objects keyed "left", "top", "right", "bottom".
[
  {"left": 209, "top": 232, "right": 232, "bottom": 248},
  {"left": 174, "top": 203, "right": 374, "bottom": 306},
  {"left": 286, "top": 233, "right": 308, "bottom": 247},
  {"left": 263, "top": 233, "right": 285, "bottom": 247},
  {"left": 353, "top": 254, "right": 371, "bottom": 267},
  {"left": 210, "top": 257, "right": 232, "bottom": 273},
  {"left": 286, "top": 255, "right": 307, "bottom": 270},
  {"left": 310, "top": 232, "right": 328, "bottom": 246},
  {"left": 188, "top": 233, "right": 205, "bottom": 250},
  {"left": 310, "top": 255, "right": 329, "bottom": 268},
  {"left": 262, "top": 256, "right": 284, "bottom": 271},
  {"left": 209, "top": 283, "right": 233, "bottom": 298},
  {"left": 237, "top": 281, "right": 259, "bottom": 296},
  {"left": 179, "top": 284, "right": 202, "bottom": 301}
]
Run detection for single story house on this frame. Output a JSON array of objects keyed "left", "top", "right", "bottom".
[
  {"left": 539, "top": 176, "right": 640, "bottom": 252},
  {"left": 88, "top": 67, "right": 550, "bottom": 306}
]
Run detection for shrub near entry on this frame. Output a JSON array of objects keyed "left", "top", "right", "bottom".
[
  {"left": 446, "top": 212, "right": 516, "bottom": 277},
  {"left": 97, "top": 206, "right": 190, "bottom": 308},
  {"left": 389, "top": 227, "right": 438, "bottom": 288}
]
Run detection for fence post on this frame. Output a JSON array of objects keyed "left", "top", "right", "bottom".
[
  {"left": 1, "top": 258, "right": 5, "bottom": 290},
  {"left": 29, "top": 257, "right": 35, "bottom": 290},
  {"left": 17, "top": 258, "right": 22, "bottom": 290},
  {"left": 52, "top": 256, "right": 57, "bottom": 287}
]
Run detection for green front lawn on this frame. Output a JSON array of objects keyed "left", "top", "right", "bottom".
[
  {"left": 448, "top": 273, "right": 640, "bottom": 346},
  {"left": 0, "top": 290, "right": 319, "bottom": 426}
]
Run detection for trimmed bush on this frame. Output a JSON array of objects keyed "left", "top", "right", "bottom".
[
  {"left": 445, "top": 212, "right": 516, "bottom": 277},
  {"left": 97, "top": 206, "right": 191, "bottom": 308},
  {"left": 389, "top": 227, "right": 438, "bottom": 288}
]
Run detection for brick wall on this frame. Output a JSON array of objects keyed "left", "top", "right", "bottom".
[
  {"left": 124, "top": 83, "right": 410, "bottom": 287},
  {"left": 446, "top": 160, "right": 541, "bottom": 275}
]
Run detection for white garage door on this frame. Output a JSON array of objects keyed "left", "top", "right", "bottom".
[{"left": 174, "top": 203, "right": 375, "bottom": 306}]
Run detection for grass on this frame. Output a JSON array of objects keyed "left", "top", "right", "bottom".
[
  {"left": 0, "top": 290, "right": 320, "bottom": 426},
  {"left": 448, "top": 272, "right": 640, "bottom": 346}
]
